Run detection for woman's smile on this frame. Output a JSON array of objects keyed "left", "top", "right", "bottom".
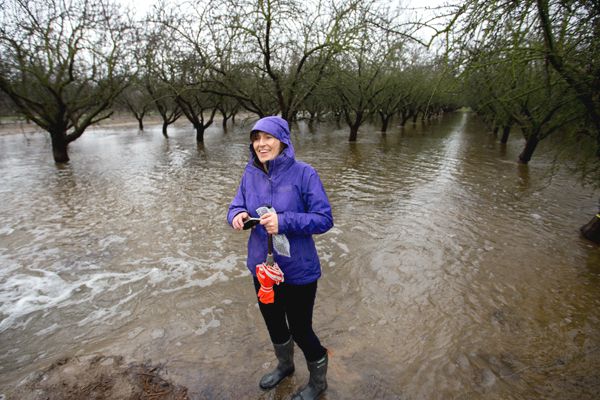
[{"left": 253, "top": 131, "right": 282, "bottom": 164}]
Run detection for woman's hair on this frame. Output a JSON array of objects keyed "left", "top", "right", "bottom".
[
  {"left": 250, "top": 130, "right": 285, "bottom": 146},
  {"left": 249, "top": 130, "right": 261, "bottom": 142}
]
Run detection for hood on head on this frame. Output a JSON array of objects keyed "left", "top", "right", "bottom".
[{"left": 249, "top": 116, "right": 295, "bottom": 160}]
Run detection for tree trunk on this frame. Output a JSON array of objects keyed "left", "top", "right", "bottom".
[
  {"left": 219, "top": 108, "right": 229, "bottom": 131},
  {"left": 400, "top": 113, "right": 410, "bottom": 127},
  {"left": 50, "top": 132, "right": 69, "bottom": 163},
  {"left": 381, "top": 115, "right": 391, "bottom": 133},
  {"left": 335, "top": 112, "right": 342, "bottom": 129},
  {"left": 518, "top": 134, "right": 539, "bottom": 164},
  {"left": 308, "top": 111, "right": 317, "bottom": 131},
  {"left": 500, "top": 125, "right": 511, "bottom": 144},
  {"left": 412, "top": 112, "right": 419, "bottom": 125},
  {"left": 162, "top": 122, "right": 169, "bottom": 138},
  {"left": 580, "top": 213, "right": 600, "bottom": 244},
  {"left": 347, "top": 111, "right": 363, "bottom": 142},
  {"left": 196, "top": 124, "right": 205, "bottom": 143},
  {"left": 137, "top": 117, "right": 144, "bottom": 131},
  {"left": 348, "top": 124, "right": 359, "bottom": 142},
  {"left": 280, "top": 109, "right": 288, "bottom": 123}
]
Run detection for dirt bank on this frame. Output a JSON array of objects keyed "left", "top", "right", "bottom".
[{"left": 4, "top": 355, "right": 189, "bottom": 400}]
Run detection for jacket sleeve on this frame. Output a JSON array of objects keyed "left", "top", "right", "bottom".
[
  {"left": 278, "top": 169, "right": 333, "bottom": 235},
  {"left": 227, "top": 174, "right": 248, "bottom": 226}
]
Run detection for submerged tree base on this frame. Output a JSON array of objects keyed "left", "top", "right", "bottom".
[{"left": 580, "top": 214, "right": 600, "bottom": 244}]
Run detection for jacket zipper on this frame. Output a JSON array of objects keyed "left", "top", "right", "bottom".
[{"left": 266, "top": 160, "right": 274, "bottom": 208}]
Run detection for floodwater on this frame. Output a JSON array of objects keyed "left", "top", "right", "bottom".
[{"left": 1, "top": 112, "right": 599, "bottom": 399}]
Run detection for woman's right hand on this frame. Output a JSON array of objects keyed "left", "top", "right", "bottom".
[{"left": 232, "top": 212, "right": 249, "bottom": 231}]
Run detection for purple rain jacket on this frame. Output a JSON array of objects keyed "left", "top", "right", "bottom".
[{"left": 227, "top": 116, "right": 333, "bottom": 285}]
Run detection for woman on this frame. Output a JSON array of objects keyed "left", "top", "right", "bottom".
[{"left": 228, "top": 116, "right": 333, "bottom": 400}]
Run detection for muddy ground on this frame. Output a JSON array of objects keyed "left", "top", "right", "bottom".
[{"left": 4, "top": 355, "right": 189, "bottom": 400}]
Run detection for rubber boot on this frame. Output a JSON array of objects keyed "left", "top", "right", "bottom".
[
  {"left": 291, "top": 353, "right": 328, "bottom": 400},
  {"left": 259, "top": 338, "right": 295, "bottom": 390}
]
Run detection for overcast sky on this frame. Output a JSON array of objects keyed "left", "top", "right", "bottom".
[
  {"left": 118, "top": 0, "right": 153, "bottom": 17},
  {"left": 116, "top": 0, "right": 451, "bottom": 43},
  {"left": 118, "top": 0, "right": 450, "bottom": 18}
]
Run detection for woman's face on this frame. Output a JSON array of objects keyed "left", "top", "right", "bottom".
[{"left": 252, "top": 131, "right": 282, "bottom": 164}]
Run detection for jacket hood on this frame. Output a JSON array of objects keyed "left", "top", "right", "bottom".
[{"left": 249, "top": 116, "right": 295, "bottom": 163}]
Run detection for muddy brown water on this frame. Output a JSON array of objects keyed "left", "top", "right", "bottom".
[{"left": 1, "top": 112, "right": 599, "bottom": 399}]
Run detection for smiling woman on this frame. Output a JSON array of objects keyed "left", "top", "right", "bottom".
[
  {"left": 251, "top": 131, "right": 284, "bottom": 166},
  {"left": 228, "top": 116, "right": 334, "bottom": 399}
]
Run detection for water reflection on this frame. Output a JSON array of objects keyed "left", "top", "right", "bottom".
[{"left": 0, "top": 113, "right": 599, "bottom": 399}]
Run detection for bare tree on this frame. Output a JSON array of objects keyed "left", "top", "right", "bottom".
[
  {"left": 145, "top": 76, "right": 182, "bottom": 138},
  {"left": 536, "top": 0, "right": 600, "bottom": 157},
  {"left": 330, "top": 4, "right": 403, "bottom": 141},
  {"left": 160, "top": 0, "right": 365, "bottom": 122},
  {"left": 0, "top": 0, "right": 133, "bottom": 163},
  {"left": 443, "top": 0, "right": 600, "bottom": 241},
  {"left": 119, "top": 79, "right": 152, "bottom": 131},
  {"left": 444, "top": 0, "right": 599, "bottom": 163},
  {"left": 215, "top": 95, "right": 240, "bottom": 131},
  {"left": 141, "top": 14, "right": 182, "bottom": 138}
]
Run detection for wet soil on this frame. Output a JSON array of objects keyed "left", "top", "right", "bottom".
[{"left": 5, "top": 355, "right": 189, "bottom": 400}]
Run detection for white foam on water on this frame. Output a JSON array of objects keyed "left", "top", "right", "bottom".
[
  {"left": 194, "top": 319, "right": 221, "bottom": 335},
  {"left": 76, "top": 291, "right": 137, "bottom": 327},
  {"left": 328, "top": 236, "right": 349, "bottom": 254},
  {"left": 143, "top": 254, "right": 246, "bottom": 294},
  {"left": 0, "top": 248, "right": 243, "bottom": 333},
  {"left": 0, "top": 257, "right": 22, "bottom": 280},
  {"left": 128, "top": 326, "right": 145, "bottom": 339},
  {"left": 0, "top": 269, "right": 75, "bottom": 333},
  {"left": 194, "top": 306, "right": 222, "bottom": 336},
  {"left": 151, "top": 328, "right": 165, "bottom": 339},
  {"left": 97, "top": 234, "right": 127, "bottom": 250},
  {"left": 207, "top": 254, "right": 240, "bottom": 273},
  {"left": 0, "top": 264, "right": 153, "bottom": 332},
  {"left": 158, "top": 271, "right": 228, "bottom": 294},
  {"left": 0, "top": 225, "right": 14, "bottom": 235},
  {"left": 34, "top": 323, "right": 60, "bottom": 336}
]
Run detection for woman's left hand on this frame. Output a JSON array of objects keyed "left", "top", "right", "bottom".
[{"left": 260, "top": 212, "right": 279, "bottom": 235}]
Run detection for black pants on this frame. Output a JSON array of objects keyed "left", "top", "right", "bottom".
[{"left": 253, "top": 277, "right": 327, "bottom": 362}]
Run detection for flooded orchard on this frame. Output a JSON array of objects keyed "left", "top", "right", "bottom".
[{"left": 1, "top": 112, "right": 599, "bottom": 399}]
